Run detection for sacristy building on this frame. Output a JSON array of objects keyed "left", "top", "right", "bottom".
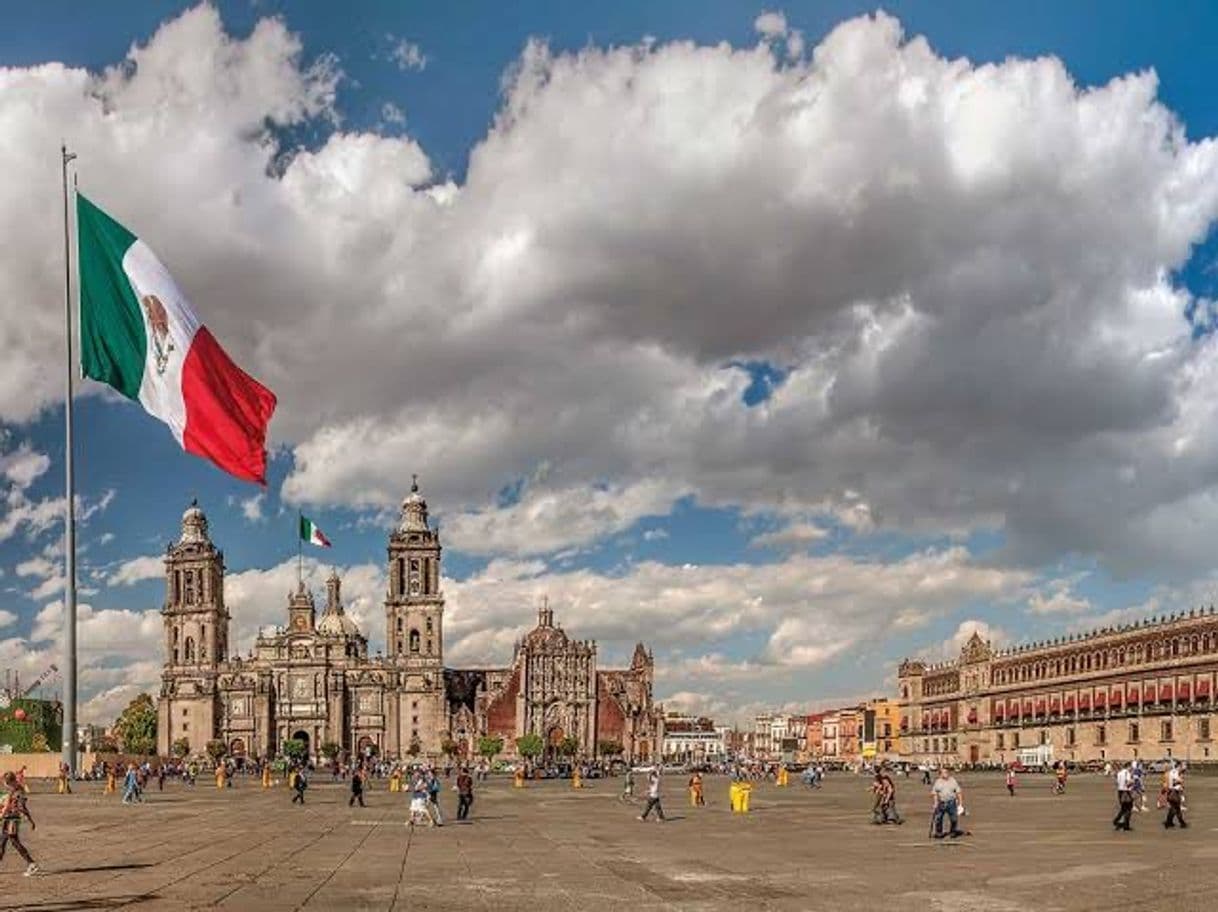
[{"left": 156, "top": 482, "right": 661, "bottom": 763}]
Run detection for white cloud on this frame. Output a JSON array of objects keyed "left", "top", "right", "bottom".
[
  {"left": 107, "top": 554, "right": 165, "bottom": 587},
  {"left": 387, "top": 35, "right": 426, "bottom": 71},
  {"left": 443, "top": 544, "right": 1031, "bottom": 672},
  {"left": 0, "top": 6, "right": 1216, "bottom": 584},
  {"left": 642, "top": 528, "right": 669, "bottom": 542},
  {"left": 749, "top": 520, "right": 829, "bottom": 550},
  {"left": 1028, "top": 586, "right": 1092, "bottom": 615},
  {"left": 381, "top": 101, "right": 406, "bottom": 126},
  {"left": 444, "top": 479, "right": 685, "bottom": 557},
  {"left": 0, "top": 444, "right": 50, "bottom": 489},
  {"left": 0, "top": 609, "right": 16, "bottom": 629},
  {"left": 240, "top": 492, "right": 265, "bottom": 523},
  {"left": 753, "top": 11, "right": 788, "bottom": 37}
]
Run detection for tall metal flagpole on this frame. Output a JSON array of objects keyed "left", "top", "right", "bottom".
[{"left": 60, "top": 143, "right": 78, "bottom": 775}]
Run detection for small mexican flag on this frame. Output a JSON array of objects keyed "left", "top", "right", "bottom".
[
  {"left": 77, "top": 193, "right": 277, "bottom": 484},
  {"left": 300, "top": 515, "right": 331, "bottom": 548}
]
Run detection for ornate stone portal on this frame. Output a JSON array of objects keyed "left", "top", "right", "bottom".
[{"left": 156, "top": 482, "right": 660, "bottom": 763}]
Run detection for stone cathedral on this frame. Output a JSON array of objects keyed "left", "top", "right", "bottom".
[{"left": 156, "top": 481, "right": 660, "bottom": 764}]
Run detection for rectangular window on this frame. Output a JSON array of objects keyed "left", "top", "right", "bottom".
[
  {"left": 1097, "top": 723, "right": 1106, "bottom": 745},
  {"left": 1040, "top": 730, "right": 1048, "bottom": 746},
  {"left": 1012, "top": 732, "right": 1020, "bottom": 748},
  {"left": 411, "top": 558, "right": 420, "bottom": 572},
  {"left": 1161, "top": 720, "right": 1173, "bottom": 741},
  {"left": 996, "top": 733, "right": 1004, "bottom": 749},
  {"left": 1129, "top": 722, "right": 1139, "bottom": 743},
  {"left": 1066, "top": 727, "right": 1075, "bottom": 746},
  {"left": 1200, "top": 719, "right": 1211, "bottom": 740},
  {"left": 182, "top": 722, "right": 189, "bottom": 732}
]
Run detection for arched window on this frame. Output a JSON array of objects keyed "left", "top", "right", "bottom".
[
  {"left": 409, "top": 629, "right": 420, "bottom": 653},
  {"left": 396, "top": 617, "right": 403, "bottom": 632},
  {"left": 184, "top": 637, "right": 195, "bottom": 663}
]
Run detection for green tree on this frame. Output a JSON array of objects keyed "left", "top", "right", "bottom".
[
  {"left": 440, "top": 736, "right": 458, "bottom": 759},
  {"left": 407, "top": 736, "right": 422, "bottom": 758},
  {"left": 97, "top": 734, "right": 120, "bottom": 754},
  {"left": 515, "top": 732, "right": 544, "bottom": 761},
  {"left": 558, "top": 736, "right": 579, "bottom": 758},
  {"left": 112, "top": 693, "right": 157, "bottom": 755},
  {"left": 282, "top": 738, "right": 307, "bottom": 762},
  {"left": 477, "top": 736, "right": 504, "bottom": 761},
  {"left": 320, "top": 741, "right": 342, "bottom": 764},
  {"left": 597, "top": 739, "right": 623, "bottom": 758},
  {"left": 206, "top": 740, "right": 228, "bottom": 763},
  {"left": 172, "top": 737, "right": 191, "bottom": 759}
]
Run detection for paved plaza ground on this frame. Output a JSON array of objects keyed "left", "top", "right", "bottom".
[{"left": 0, "top": 770, "right": 1213, "bottom": 911}]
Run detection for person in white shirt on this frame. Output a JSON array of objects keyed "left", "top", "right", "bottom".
[
  {"left": 638, "top": 768, "right": 666, "bottom": 822},
  {"left": 1112, "top": 763, "right": 1134, "bottom": 831},
  {"left": 1164, "top": 762, "right": 1187, "bottom": 829}
]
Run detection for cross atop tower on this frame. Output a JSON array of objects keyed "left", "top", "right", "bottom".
[{"left": 538, "top": 595, "right": 554, "bottom": 628}]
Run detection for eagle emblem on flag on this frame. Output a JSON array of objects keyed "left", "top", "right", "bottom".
[{"left": 141, "top": 293, "right": 175, "bottom": 374}]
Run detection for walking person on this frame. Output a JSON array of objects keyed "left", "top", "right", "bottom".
[
  {"left": 121, "top": 764, "right": 142, "bottom": 804},
  {"left": 1164, "top": 762, "right": 1188, "bottom": 829},
  {"left": 291, "top": 766, "right": 308, "bottom": 804},
  {"left": 1052, "top": 761, "right": 1068, "bottom": 795},
  {"left": 688, "top": 771, "right": 705, "bottom": 807},
  {"left": 427, "top": 769, "right": 445, "bottom": 826},
  {"left": 872, "top": 768, "right": 903, "bottom": 825},
  {"left": 930, "top": 767, "right": 965, "bottom": 839},
  {"left": 621, "top": 766, "right": 635, "bottom": 802},
  {"left": 456, "top": 766, "right": 474, "bottom": 821},
  {"left": 1112, "top": 762, "right": 1134, "bottom": 831},
  {"left": 1005, "top": 765, "right": 1017, "bottom": 797},
  {"left": 638, "top": 768, "right": 666, "bottom": 822},
  {"left": 1131, "top": 760, "right": 1146, "bottom": 812},
  {"left": 0, "top": 772, "right": 37, "bottom": 876},
  {"left": 349, "top": 766, "right": 366, "bottom": 808},
  {"left": 408, "top": 770, "right": 433, "bottom": 827}
]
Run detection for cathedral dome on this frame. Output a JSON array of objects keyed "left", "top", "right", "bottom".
[
  {"left": 398, "top": 475, "right": 430, "bottom": 532},
  {"left": 317, "top": 612, "right": 362, "bottom": 638}
]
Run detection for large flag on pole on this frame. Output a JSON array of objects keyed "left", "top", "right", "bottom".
[{"left": 76, "top": 193, "right": 277, "bottom": 484}]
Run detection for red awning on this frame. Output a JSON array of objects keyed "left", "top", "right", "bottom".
[
  {"left": 1179, "top": 682, "right": 1191, "bottom": 700},
  {"left": 1111, "top": 689, "right": 1123, "bottom": 706},
  {"left": 1160, "top": 684, "right": 1173, "bottom": 702},
  {"left": 1199, "top": 679, "right": 1211, "bottom": 698},
  {"left": 921, "top": 713, "right": 930, "bottom": 729},
  {"left": 1080, "top": 693, "right": 1091, "bottom": 708},
  {"left": 1095, "top": 692, "right": 1106, "bottom": 707},
  {"left": 967, "top": 709, "right": 978, "bottom": 724},
  {"left": 1064, "top": 695, "right": 1076, "bottom": 711},
  {"left": 1008, "top": 700, "right": 1019, "bottom": 715},
  {"left": 1023, "top": 701, "right": 1034, "bottom": 715},
  {"left": 1145, "top": 685, "right": 1156, "bottom": 703},
  {"left": 994, "top": 705, "right": 1005, "bottom": 719},
  {"left": 1128, "top": 687, "right": 1140, "bottom": 704},
  {"left": 1050, "top": 698, "right": 1061, "bottom": 713},
  {"left": 900, "top": 716, "right": 909, "bottom": 730}
]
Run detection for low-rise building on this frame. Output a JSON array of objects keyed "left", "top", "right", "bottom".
[{"left": 661, "top": 713, "right": 726, "bottom": 762}]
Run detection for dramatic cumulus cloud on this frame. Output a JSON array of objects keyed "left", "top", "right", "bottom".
[
  {"left": 3, "top": 7, "right": 1218, "bottom": 581},
  {"left": 442, "top": 545, "right": 1032, "bottom": 674}
]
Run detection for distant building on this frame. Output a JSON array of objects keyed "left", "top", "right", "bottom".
[
  {"left": 898, "top": 616, "right": 1218, "bottom": 766},
  {"left": 661, "top": 713, "right": 726, "bottom": 762}
]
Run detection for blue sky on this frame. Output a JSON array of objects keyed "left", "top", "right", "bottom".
[{"left": 3, "top": 1, "right": 1218, "bottom": 723}]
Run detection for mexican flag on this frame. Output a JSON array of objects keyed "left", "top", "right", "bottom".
[
  {"left": 299, "top": 515, "right": 331, "bottom": 548},
  {"left": 77, "top": 193, "right": 277, "bottom": 484}
]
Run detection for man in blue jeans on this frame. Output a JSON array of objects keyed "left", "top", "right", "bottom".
[{"left": 931, "top": 767, "right": 965, "bottom": 838}]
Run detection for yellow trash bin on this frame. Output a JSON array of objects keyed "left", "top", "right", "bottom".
[
  {"left": 729, "top": 781, "right": 740, "bottom": 813},
  {"left": 740, "top": 782, "right": 752, "bottom": 813}
]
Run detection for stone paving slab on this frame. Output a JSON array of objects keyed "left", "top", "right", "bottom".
[{"left": 0, "top": 772, "right": 1213, "bottom": 910}]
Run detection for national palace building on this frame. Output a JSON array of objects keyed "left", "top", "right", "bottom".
[
  {"left": 156, "top": 481, "right": 661, "bottom": 764},
  {"left": 898, "top": 611, "right": 1218, "bottom": 767}
]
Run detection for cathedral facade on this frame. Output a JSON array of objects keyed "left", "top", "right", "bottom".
[{"left": 156, "top": 483, "right": 661, "bottom": 764}]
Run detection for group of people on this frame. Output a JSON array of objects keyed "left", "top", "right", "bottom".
[
  {"left": 284, "top": 761, "right": 478, "bottom": 827},
  {"left": 1113, "top": 759, "right": 1188, "bottom": 830}
]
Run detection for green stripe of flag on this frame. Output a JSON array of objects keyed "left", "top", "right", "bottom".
[{"left": 77, "top": 193, "right": 146, "bottom": 400}]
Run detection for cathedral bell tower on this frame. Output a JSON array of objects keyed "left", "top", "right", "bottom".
[
  {"left": 157, "top": 501, "right": 229, "bottom": 755},
  {"left": 385, "top": 476, "right": 443, "bottom": 666}
]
